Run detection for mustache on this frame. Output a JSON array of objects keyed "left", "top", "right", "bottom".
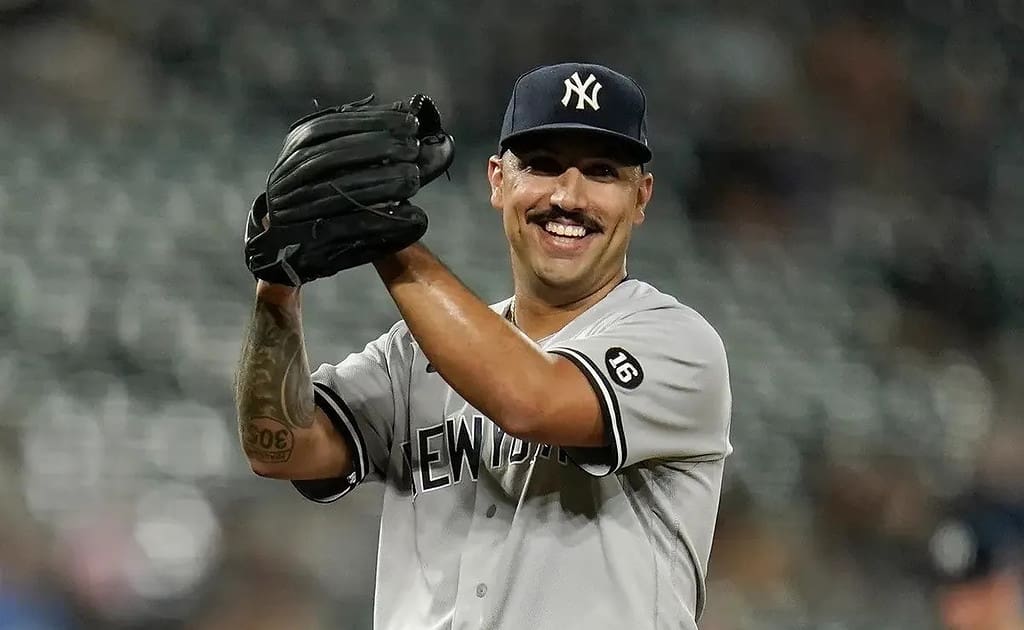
[{"left": 526, "top": 206, "right": 603, "bottom": 232}]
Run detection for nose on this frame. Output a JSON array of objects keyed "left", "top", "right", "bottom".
[{"left": 549, "top": 167, "right": 588, "bottom": 212}]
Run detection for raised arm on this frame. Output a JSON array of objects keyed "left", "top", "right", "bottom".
[
  {"left": 373, "top": 244, "right": 607, "bottom": 447},
  {"left": 235, "top": 282, "right": 353, "bottom": 479}
]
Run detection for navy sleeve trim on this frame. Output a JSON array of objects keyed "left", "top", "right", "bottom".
[
  {"left": 289, "top": 382, "right": 370, "bottom": 504},
  {"left": 314, "top": 381, "right": 372, "bottom": 479},
  {"left": 549, "top": 347, "right": 627, "bottom": 476}
]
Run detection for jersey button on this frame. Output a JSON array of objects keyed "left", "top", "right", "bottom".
[
  {"left": 475, "top": 583, "right": 487, "bottom": 598},
  {"left": 485, "top": 504, "right": 496, "bottom": 518}
]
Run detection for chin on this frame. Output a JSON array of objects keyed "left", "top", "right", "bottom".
[{"left": 533, "top": 262, "right": 592, "bottom": 292}]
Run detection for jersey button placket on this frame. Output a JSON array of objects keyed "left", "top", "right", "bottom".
[{"left": 452, "top": 481, "right": 506, "bottom": 626}]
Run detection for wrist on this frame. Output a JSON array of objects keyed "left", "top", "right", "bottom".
[
  {"left": 374, "top": 243, "right": 435, "bottom": 285},
  {"left": 256, "top": 279, "right": 300, "bottom": 305}
]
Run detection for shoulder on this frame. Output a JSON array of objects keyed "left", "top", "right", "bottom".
[
  {"left": 612, "top": 281, "right": 726, "bottom": 355},
  {"left": 610, "top": 279, "right": 696, "bottom": 316}
]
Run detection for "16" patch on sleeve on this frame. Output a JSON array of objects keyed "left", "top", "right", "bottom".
[{"left": 604, "top": 347, "right": 643, "bottom": 389}]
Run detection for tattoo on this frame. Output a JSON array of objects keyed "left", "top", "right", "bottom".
[
  {"left": 235, "top": 299, "right": 315, "bottom": 463},
  {"left": 242, "top": 416, "right": 295, "bottom": 463}
]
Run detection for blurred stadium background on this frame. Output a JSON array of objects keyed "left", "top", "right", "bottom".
[{"left": 2, "top": 0, "right": 1024, "bottom": 628}]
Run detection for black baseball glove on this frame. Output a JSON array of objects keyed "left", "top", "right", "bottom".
[{"left": 244, "top": 94, "right": 455, "bottom": 286}]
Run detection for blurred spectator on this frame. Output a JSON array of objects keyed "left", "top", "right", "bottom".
[{"left": 927, "top": 493, "right": 1024, "bottom": 630}]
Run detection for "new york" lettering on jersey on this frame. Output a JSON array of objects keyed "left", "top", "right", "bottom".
[{"left": 398, "top": 414, "right": 571, "bottom": 495}]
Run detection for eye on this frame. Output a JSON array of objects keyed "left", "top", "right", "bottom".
[
  {"left": 584, "top": 163, "right": 619, "bottom": 179},
  {"left": 522, "top": 156, "right": 562, "bottom": 175}
]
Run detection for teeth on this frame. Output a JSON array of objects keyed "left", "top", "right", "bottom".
[{"left": 544, "top": 221, "right": 587, "bottom": 238}]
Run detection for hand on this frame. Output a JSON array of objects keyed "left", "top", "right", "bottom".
[{"left": 243, "top": 94, "right": 455, "bottom": 287}]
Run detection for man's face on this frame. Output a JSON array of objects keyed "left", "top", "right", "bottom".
[{"left": 487, "top": 132, "right": 653, "bottom": 302}]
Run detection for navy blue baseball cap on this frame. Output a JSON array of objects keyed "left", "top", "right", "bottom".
[{"left": 498, "top": 62, "right": 651, "bottom": 164}]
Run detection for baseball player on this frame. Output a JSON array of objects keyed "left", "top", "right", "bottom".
[{"left": 236, "top": 62, "right": 732, "bottom": 629}]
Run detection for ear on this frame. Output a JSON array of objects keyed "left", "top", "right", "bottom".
[
  {"left": 633, "top": 171, "right": 653, "bottom": 225},
  {"left": 487, "top": 155, "right": 504, "bottom": 211}
]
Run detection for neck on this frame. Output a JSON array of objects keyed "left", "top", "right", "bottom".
[{"left": 511, "top": 272, "right": 626, "bottom": 341}]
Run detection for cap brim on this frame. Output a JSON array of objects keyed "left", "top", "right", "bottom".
[{"left": 500, "top": 123, "right": 652, "bottom": 164}]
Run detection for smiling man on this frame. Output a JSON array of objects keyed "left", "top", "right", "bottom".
[{"left": 236, "top": 62, "right": 733, "bottom": 630}]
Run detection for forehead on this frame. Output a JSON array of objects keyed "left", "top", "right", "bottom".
[{"left": 506, "top": 130, "right": 639, "bottom": 165}]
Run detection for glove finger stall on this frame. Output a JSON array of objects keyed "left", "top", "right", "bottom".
[
  {"left": 270, "top": 131, "right": 419, "bottom": 197},
  {"left": 405, "top": 93, "right": 455, "bottom": 189},
  {"left": 245, "top": 193, "right": 269, "bottom": 243},
  {"left": 417, "top": 133, "right": 455, "bottom": 188},
  {"left": 245, "top": 202, "right": 427, "bottom": 285},
  {"left": 285, "top": 99, "right": 412, "bottom": 132},
  {"left": 311, "top": 203, "right": 427, "bottom": 273},
  {"left": 279, "top": 109, "right": 417, "bottom": 162},
  {"left": 270, "top": 162, "right": 421, "bottom": 224}
]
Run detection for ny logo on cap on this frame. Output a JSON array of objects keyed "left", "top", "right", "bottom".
[{"left": 561, "top": 72, "right": 602, "bottom": 111}]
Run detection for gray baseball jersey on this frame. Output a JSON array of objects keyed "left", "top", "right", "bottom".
[{"left": 293, "top": 279, "right": 732, "bottom": 630}]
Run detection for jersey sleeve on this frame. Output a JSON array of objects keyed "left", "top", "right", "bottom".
[
  {"left": 292, "top": 324, "right": 406, "bottom": 502},
  {"left": 548, "top": 306, "right": 732, "bottom": 476}
]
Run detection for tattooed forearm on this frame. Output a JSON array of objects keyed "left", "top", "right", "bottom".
[
  {"left": 235, "top": 298, "right": 315, "bottom": 464},
  {"left": 241, "top": 416, "right": 295, "bottom": 463}
]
